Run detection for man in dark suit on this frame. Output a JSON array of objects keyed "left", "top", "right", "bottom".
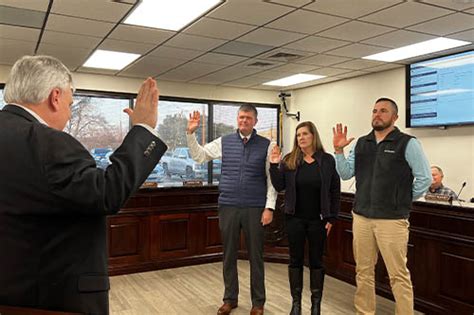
[{"left": 0, "top": 55, "right": 167, "bottom": 314}]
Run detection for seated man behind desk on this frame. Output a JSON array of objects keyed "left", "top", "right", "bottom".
[{"left": 426, "top": 166, "right": 458, "bottom": 200}]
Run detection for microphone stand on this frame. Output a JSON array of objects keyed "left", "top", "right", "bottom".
[{"left": 454, "top": 182, "right": 467, "bottom": 206}]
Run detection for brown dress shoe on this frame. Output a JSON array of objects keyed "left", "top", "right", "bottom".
[
  {"left": 217, "top": 302, "right": 238, "bottom": 315},
  {"left": 250, "top": 306, "right": 264, "bottom": 315}
]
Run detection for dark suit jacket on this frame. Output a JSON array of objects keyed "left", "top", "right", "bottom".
[{"left": 0, "top": 105, "right": 167, "bottom": 314}]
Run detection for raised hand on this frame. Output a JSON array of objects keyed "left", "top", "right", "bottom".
[
  {"left": 187, "top": 111, "right": 201, "bottom": 134},
  {"left": 270, "top": 144, "right": 282, "bottom": 164},
  {"left": 123, "top": 77, "right": 159, "bottom": 128},
  {"left": 332, "top": 123, "right": 354, "bottom": 152}
]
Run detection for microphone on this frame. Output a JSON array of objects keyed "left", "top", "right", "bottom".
[{"left": 454, "top": 181, "right": 467, "bottom": 203}]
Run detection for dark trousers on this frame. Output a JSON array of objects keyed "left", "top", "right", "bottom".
[
  {"left": 218, "top": 206, "right": 265, "bottom": 307},
  {"left": 286, "top": 215, "right": 326, "bottom": 269}
]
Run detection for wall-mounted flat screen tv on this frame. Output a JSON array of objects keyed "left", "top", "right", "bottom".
[{"left": 406, "top": 50, "right": 473, "bottom": 128}]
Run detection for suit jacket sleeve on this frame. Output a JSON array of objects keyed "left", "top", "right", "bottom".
[{"left": 42, "top": 125, "right": 167, "bottom": 215}]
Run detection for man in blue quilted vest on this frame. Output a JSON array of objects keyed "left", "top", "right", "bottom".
[{"left": 186, "top": 105, "right": 277, "bottom": 315}]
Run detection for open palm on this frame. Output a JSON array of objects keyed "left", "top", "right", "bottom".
[
  {"left": 332, "top": 123, "right": 354, "bottom": 149},
  {"left": 187, "top": 111, "right": 201, "bottom": 134}
]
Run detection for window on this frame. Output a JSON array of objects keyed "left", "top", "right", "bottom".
[
  {"left": 66, "top": 94, "right": 131, "bottom": 170},
  {"left": 156, "top": 100, "right": 209, "bottom": 185}
]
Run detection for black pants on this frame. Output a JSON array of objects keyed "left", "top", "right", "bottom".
[
  {"left": 218, "top": 206, "right": 265, "bottom": 307},
  {"left": 286, "top": 215, "right": 326, "bottom": 269}
]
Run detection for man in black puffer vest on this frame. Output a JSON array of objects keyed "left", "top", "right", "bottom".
[
  {"left": 332, "top": 98, "right": 431, "bottom": 315},
  {"left": 186, "top": 105, "right": 277, "bottom": 315}
]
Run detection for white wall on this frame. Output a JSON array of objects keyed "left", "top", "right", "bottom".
[{"left": 283, "top": 67, "right": 474, "bottom": 200}]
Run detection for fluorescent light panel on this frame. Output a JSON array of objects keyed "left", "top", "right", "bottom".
[
  {"left": 263, "top": 74, "right": 326, "bottom": 87},
  {"left": 83, "top": 50, "right": 141, "bottom": 70},
  {"left": 363, "top": 37, "right": 471, "bottom": 62},
  {"left": 124, "top": 0, "right": 222, "bottom": 31}
]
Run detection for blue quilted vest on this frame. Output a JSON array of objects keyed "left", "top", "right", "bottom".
[{"left": 219, "top": 129, "right": 269, "bottom": 208}]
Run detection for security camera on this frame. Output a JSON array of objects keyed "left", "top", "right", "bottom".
[{"left": 278, "top": 92, "right": 291, "bottom": 99}]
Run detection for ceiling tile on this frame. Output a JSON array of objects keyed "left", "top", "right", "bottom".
[
  {"left": 189, "top": 77, "right": 224, "bottom": 85},
  {"left": 238, "top": 27, "right": 306, "bottom": 46},
  {"left": 360, "top": 2, "right": 452, "bottom": 28},
  {"left": 267, "top": 10, "right": 348, "bottom": 34},
  {"left": 257, "top": 47, "right": 312, "bottom": 63},
  {"left": 193, "top": 53, "right": 247, "bottom": 66},
  {"left": 466, "top": 8, "right": 474, "bottom": 14},
  {"left": 165, "top": 33, "right": 226, "bottom": 52},
  {"left": 446, "top": 29, "right": 474, "bottom": 42},
  {"left": 149, "top": 46, "right": 203, "bottom": 60},
  {"left": 46, "top": 14, "right": 115, "bottom": 37},
  {"left": 254, "top": 68, "right": 301, "bottom": 79},
  {"left": 0, "top": 24, "right": 40, "bottom": 41},
  {"left": 284, "top": 36, "right": 350, "bottom": 53},
  {"left": 51, "top": 0, "right": 132, "bottom": 22},
  {"left": 306, "top": 67, "right": 351, "bottom": 76},
  {"left": 41, "top": 30, "right": 101, "bottom": 50},
  {"left": 327, "top": 43, "right": 387, "bottom": 58},
  {"left": 213, "top": 41, "right": 274, "bottom": 57},
  {"left": 419, "top": 0, "right": 474, "bottom": 11},
  {"left": 0, "top": 0, "right": 49, "bottom": 11},
  {"left": 304, "top": 0, "right": 403, "bottom": 19},
  {"left": 271, "top": 63, "right": 318, "bottom": 73},
  {"left": 238, "top": 58, "right": 285, "bottom": 70},
  {"left": 0, "top": 5, "right": 45, "bottom": 28},
  {"left": 158, "top": 62, "right": 226, "bottom": 81},
  {"left": 184, "top": 17, "right": 256, "bottom": 40},
  {"left": 332, "top": 59, "right": 386, "bottom": 70},
  {"left": 37, "top": 42, "right": 91, "bottom": 69},
  {"left": 222, "top": 76, "right": 269, "bottom": 88},
  {"left": 119, "top": 55, "right": 186, "bottom": 78},
  {"left": 296, "top": 54, "right": 353, "bottom": 66},
  {"left": 317, "top": 21, "right": 394, "bottom": 42},
  {"left": 408, "top": 13, "right": 474, "bottom": 36},
  {"left": 208, "top": 0, "right": 293, "bottom": 26},
  {"left": 109, "top": 25, "right": 175, "bottom": 45},
  {"left": 194, "top": 65, "right": 263, "bottom": 83},
  {"left": 98, "top": 38, "right": 155, "bottom": 54},
  {"left": 361, "top": 30, "right": 436, "bottom": 48},
  {"left": 267, "top": 0, "right": 314, "bottom": 7},
  {"left": 0, "top": 39, "right": 36, "bottom": 65}
]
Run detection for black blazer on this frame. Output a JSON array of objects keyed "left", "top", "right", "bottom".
[
  {"left": 0, "top": 105, "right": 167, "bottom": 314},
  {"left": 269, "top": 150, "right": 341, "bottom": 221}
]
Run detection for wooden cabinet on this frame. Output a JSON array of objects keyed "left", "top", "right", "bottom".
[{"left": 107, "top": 186, "right": 222, "bottom": 275}]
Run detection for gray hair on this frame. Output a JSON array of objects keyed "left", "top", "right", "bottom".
[
  {"left": 238, "top": 104, "right": 258, "bottom": 118},
  {"left": 4, "top": 55, "right": 73, "bottom": 105}
]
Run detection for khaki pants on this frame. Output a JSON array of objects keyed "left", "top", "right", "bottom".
[{"left": 352, "top": 212, "right": 414, "bottom": 315}]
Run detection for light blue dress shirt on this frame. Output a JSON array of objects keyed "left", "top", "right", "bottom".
[{"left": 335, "top": 138, "right": 431, "bottom": 200}]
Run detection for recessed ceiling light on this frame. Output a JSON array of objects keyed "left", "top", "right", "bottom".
[
  {"left": 363, "top": 37, "right": 471, "bottom": 62},
  {"left": 124, "top": 0, "right": 223, "bottom": 31},
  {"left": 263, "top": 74, "right": 326, "bottom": 87},
  {"left": 83, "top": 50, "right": 141, "bottom": 70}
]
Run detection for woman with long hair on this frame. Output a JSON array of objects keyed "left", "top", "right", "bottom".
[{"left": 270, "top": 121, "right": 340, "bottom": 315}]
